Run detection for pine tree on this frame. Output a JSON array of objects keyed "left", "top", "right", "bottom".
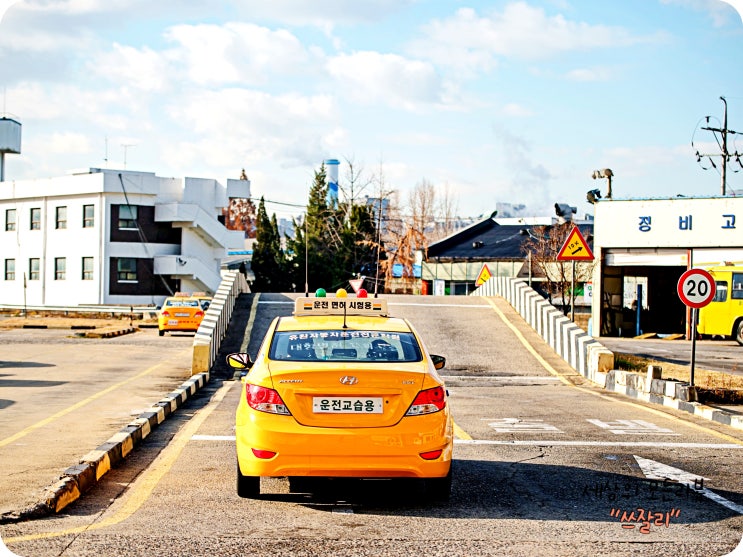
[
  {"left": 286, "top": 163, "right": 381, "bottom": 293},
  {"left": 251, "top": 197, "right": 285, "bottom": 292}
]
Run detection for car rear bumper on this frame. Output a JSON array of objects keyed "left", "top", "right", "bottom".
[
  {"left": 157, "top": 320, "right": 202, "bottom": 331},
  {"left": 236, "top": 410, "right": 453, "bottom": 479}
]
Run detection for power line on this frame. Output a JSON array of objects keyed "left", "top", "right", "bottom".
[{"left": 694, "top": 96, "right": 743, "bottom": 196}]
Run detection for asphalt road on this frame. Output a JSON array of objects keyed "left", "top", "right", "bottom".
[
  {"left": 0, "top": 325, "right": 195, "bottom": 515},
  {"left": 599, "top": 337, "right": 743, "bottom": 376},
  {"left": 1, "top": 294, "right": 742, "bottom": 556}
]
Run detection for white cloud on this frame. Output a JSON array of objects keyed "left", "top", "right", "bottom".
[
  {"left": 14, "top": 0, "right": 123, "bottom": 15},
  {"left": 165, "top": 88, "right": 339, "bottom": 167},
  {"left": 164, "top": 22, "right": 312, "bottom": 86},
  {"left": 92, "top": 43, "right": 172, "bottom": 91},
  {"left": 661, "top": 0, "right": 743, "bottom": 26},
  {"left": 6, "top": 81, "right": 147, "bottom": 133},
  {"left": 501, "top": 103, "right": 534, "bottom": 117},
  {"left": 47, "top": 131, "right": 92, "bottom": 154},
  {"left": 565, "top": 67, "right": 613, "bottom": 82},
  {"left": 230, "top": 0, "right": 414, "bottom": 28},
  {"left": 326, "top": 51, "right": 450, "bottom": 110},
  {"left": 408, "top": 2, "right": 660, "bottom": 75}
]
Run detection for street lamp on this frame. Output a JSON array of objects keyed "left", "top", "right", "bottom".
[
  {"left": 591, "top": 168, "right": 613, "bottom": 199},
  {"left": 374, "top": 196, "right": 382, "bottom": 298}
]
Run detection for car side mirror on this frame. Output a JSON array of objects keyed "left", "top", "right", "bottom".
[
  {"left": 430, "top": 354, "right": 446, "bottom": 370},
  {"left": 226, "top": 352, "right": 253, "bottom": 370}
]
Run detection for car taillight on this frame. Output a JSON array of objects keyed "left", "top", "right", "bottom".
[
  {"left": 419, "top": 449, "right": 443, "bottom": 460},
  {"left": 195, "top": 311, "right": 204, "bottom": 318},
  {"left": 405, "top": 386, "right": 446, "bottom": 416},
  {"left": 246, "top": 384, "right": 291, "bottom": 415},
  {"left": 161, "top": 310, "right": 170, "bottom": 317},
  {"left": 252, "top": 448, "right": 277, "bottom": 459}
]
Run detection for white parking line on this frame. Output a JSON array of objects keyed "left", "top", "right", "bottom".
[
  {"left": 446, "top": 375, "right": 561, "bottom": 381},
  {"left": 486, "top": 418, "right": 563, "bottom": 433},
  {"left": 587, "top": 419, "right": 679, "bottom": 436},
  {"left": 192, "top": 435, "right": 235, "bottom": 441},
  {"left": 455, "top": 440, "right": 743, "bottom": 448}
]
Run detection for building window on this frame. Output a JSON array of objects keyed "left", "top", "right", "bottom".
[
  {"left": 82, "top": 257, "right": 94, "bottom": 280},
  {"left": 29, "top": 258, "right": 40, "bottom": 280},
  {"left": 4, "top": 259, "right": 14, "bottom": 280},
  {"left": 30, "top": 208, "right": 41, "bottom": 230},
  {"left": 83, "top": 205, "right": 95, "bottom": 228},
  {"left": 5, "top": 209, "right": 16, "bottom": 231},
  {"left": 55, "top": 257, "right": 66, "bottom": 280},
  {"left": 118, "top": 205, "right": 138, "bottom": 229},
  {"left": 117, "top": 258, "right": 137, "bottom": 281},
  {"left": 55, "top": 206, "right": 67, "bottom": 229}
]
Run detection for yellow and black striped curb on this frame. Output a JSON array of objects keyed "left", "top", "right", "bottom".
[
  {"left": 16, "top": 324, "right": 139, "bottom": 338},
  {"left": 2, "top": 372, "right": 210, "bottom": 523}
]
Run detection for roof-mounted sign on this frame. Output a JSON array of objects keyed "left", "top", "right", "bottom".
[
  {"left": 557, "top": 227, "right": 594, "bottom": 261},
  {"left": 293, "top": 297, "right": 388, "bottom": 317}
]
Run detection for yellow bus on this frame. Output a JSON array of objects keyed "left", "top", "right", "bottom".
[{"left": 697, "top": 266, "right": 743, "bottom": 345}]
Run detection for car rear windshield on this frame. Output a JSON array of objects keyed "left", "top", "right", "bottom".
[
  {"left": 165, "top": 299, "right": 200, "bottom": 308},
  {"left": 269, "top": 330, "right": 423, "bottom": 363}
]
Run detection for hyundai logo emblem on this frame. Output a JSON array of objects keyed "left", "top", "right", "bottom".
[{"left": 339, "top": 376, "right": 358, "bottom": 385}]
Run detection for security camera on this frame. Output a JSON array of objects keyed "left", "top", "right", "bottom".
[{"left": 586, "top": 189, "right": 602, "bottom": 204}]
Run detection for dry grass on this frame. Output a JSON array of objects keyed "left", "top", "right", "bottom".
[
  {"left": 0, "top": 315, "right": 135, "bottom": 329},
  {"left": 615, "top": 352, "right": 743, "bottom": 390}
]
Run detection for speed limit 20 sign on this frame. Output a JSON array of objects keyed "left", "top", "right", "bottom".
[{"left": 677, "top": 268, "right": 716, "bottom": 309}]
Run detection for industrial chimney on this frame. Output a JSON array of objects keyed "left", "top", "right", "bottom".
[{"left": 324, "top": 158, "right": 339, "bottom": 207}]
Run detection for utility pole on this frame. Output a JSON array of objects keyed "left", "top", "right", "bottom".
[{"left": 697, "top": 96, "right": 742, "bottom": 196}]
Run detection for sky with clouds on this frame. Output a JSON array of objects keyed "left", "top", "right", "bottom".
[{"left": 1, "top": 0, "right": 742, "bottom": 222}]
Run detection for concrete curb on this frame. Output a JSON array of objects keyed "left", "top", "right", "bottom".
[
  {"left": 74, "top": 326, "right": 138, "bottom": 338},
  {"left": 14, "top": 324, "right": 139, "bottom": 338},
  {"left": 597, "top": 368, "right": 743, "bottom": 431},
  {"left": 1, "top": 372, "right": 210, "bottom": 523}
]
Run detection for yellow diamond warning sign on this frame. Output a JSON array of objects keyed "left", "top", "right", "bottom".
[
  {"left": 557, "top": 227, "right": 594, "bottom": 261},
  {"left": 476, "top": 264, "right": 492, "bottom": 286}
]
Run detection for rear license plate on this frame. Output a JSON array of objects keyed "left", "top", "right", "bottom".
[
  {"left": 175, "top": 312, "right": 190, "bottom": 317},
  {"left": 312, "top": 397, "right": 383, "bottom": 414}
]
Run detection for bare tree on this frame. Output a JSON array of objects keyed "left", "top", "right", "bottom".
[
  {"left": 520, "top": 222, "right": 596, "bottom": 314},
  {"left": 339, "top": 155, "right": 374, "bottom": 208},
  {"left": 437, "top": 181, "right": 460, "bottom": 239},
  {"left": 222, "top": 198, "right": 257, "bottom": 238},
  {"left": 408, "top": 178, "right": 437, "bottom": 238}
]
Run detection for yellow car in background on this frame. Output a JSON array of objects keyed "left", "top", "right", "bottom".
[
  {"left": 157, "top": 295, "right": 205, "bottom": 336},
  {"left": 227, "top": 291, "right": 453, "bottom": 501},
  {"left": 191, "top": 292, "right": 213, "bottom": 312}
]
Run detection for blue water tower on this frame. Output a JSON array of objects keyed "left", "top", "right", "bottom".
[
  {"left": 324, "top": 158, "right": 339, "bottom": 207},
  {"left": 0, "top": 117, "right": 22, "bottom": 182}
]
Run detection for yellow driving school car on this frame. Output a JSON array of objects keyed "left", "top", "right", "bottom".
[
  {"left": 227, "top": 289, "right": 453, "bottom": 500},
  {"left": 157, "top": 294, "right": 206, "bottom": 336}
]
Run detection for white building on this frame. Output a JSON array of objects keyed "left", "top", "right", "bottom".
[
  {"left": 0, "top": 168, "right": 248, "bottom": 307},
  {"left": 591, "top": 196, "right": 743, "bottom": 337}
]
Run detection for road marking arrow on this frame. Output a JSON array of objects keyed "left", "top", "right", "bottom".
[{"left": 634, "top": 455, "right": 743, "bottom": 515}]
